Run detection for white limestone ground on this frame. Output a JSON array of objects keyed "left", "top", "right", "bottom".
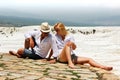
[{"left": 0, "top": 26, "right": 120, "bottom": 77}]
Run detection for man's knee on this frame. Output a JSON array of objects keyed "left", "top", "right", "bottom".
[{"left": 17, "top": 48, "right": 24, "bottom": 55}]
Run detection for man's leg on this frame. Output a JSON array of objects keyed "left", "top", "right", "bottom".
[
  {"left": 9, "top": 37, "right": 34, "bottom": 57},
  {"left": 9, "top": 48, "right": 24, "bottom": 58}
]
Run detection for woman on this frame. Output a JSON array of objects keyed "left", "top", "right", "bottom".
[{"left": 52, "top": 22, "right": 113, "bottom": 71}]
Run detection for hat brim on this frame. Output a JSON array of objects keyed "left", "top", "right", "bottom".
[
  {"left": 41, "top": 29, "right": 51, "bottom": 33},
  {"left": 40, "top": 27, "right": 51, "bottom": 33}
]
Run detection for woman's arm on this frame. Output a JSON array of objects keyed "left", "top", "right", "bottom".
[
  {"left": 66, "top": 41, "right": 76, "bottom": 50},
  {"left": 71, "top": 42, "right": 76, "bottom": 50}
]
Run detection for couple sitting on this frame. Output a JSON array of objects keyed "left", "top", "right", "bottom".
[{"left": 9, "top": 22, "right": 113, "bottom": 71}]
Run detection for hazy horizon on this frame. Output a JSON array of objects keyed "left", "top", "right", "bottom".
[{"left": 0, "top": 0, "right": 120, "bottom": 25}]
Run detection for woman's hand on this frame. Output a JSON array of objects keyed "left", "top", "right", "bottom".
[{"left": 66, "top": 41, "right": 76, "bottom": 50}]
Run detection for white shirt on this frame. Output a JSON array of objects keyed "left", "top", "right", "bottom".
[
  {"left": 54, "top": 34, "right": 75, "bottom": 56},
  {"left": 24, "top": 31, "right": 59, "bottom": 58}
]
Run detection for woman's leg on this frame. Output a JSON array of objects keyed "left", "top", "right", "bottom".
[
  {"left": 59, "top": 45, "right": 75, "bottom": 68},
  {"left": 76, "top": 56, "right": 113, "bottom": 71}
]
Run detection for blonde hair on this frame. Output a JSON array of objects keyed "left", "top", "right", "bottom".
[{"left": 54, "top": 22, "right": 68, "bottom": 36}]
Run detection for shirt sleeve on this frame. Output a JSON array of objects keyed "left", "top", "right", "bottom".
[
  {"left": 51, "top": 35, "right": 59, "bottom": 57},
  {"left": 24, "top": 31, "right": 40, "bottom": 39},
  {"left": 70, "top": 35, "right": 75, "bottom": 43}
]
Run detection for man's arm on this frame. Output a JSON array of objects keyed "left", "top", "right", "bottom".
[
  {"left": 24, "top": 37, "right": 35, "bottom": 49},
  {"left": 24, "top": 38, "right": 30, "bottom": 49},
  {"left": 24, "top": 31, "right": 39, "bottom": 49},
  {"left": 47, "top": 49, "right": 53, "bottom": 61},
  {"left": 47, "top": 49, "right": 57, "bottom": 63}
]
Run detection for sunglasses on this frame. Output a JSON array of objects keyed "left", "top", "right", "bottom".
[{"left": 44, "top": 32, "right": 49, "bottom": 34}]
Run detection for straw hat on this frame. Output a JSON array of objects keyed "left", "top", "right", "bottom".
[{"left": 40, "top": 22, "right": 51, "bottom": 33}]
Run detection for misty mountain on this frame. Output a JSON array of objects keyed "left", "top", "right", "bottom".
[
  {"left": 0, "top": 15, "right": 120, "bottom": 27},
  {"left": 0, "top": 15, "right": 84, "bottom": 27}
]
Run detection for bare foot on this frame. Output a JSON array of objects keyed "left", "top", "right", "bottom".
[
  {"left": 9, "top": 51, "right": 21, "bottom": 58},
  {"left": 102, "top": 66, "right": 113, "bottom": 71},
  {"left": 9, "top": 51, "right": 16, "bottom": 55},
  {"left": 68, "top": 64, "right": 76, "bottom": 69}
]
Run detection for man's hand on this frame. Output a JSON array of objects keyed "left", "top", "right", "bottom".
[
  {"left": 47, "top": 59, "right": 56, "bottom": 64},
  {"left": 47, "top": 57, "right": 51, "bottom": 61}
]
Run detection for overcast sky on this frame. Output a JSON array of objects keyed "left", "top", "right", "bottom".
[
  {"left": 0, "top": 0, "right": 120, "bottom": 8},
  {"left": 0, "top": 0, "right": 120, "bottom": 25}
]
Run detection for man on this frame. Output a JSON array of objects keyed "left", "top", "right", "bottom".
[{"left": 9, "top": 22, "right": 58, "bottom": 60}]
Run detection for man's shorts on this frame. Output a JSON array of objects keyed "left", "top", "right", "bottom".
[{"left": 21, "top": 49, "right": 43, "bottom": 60}]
